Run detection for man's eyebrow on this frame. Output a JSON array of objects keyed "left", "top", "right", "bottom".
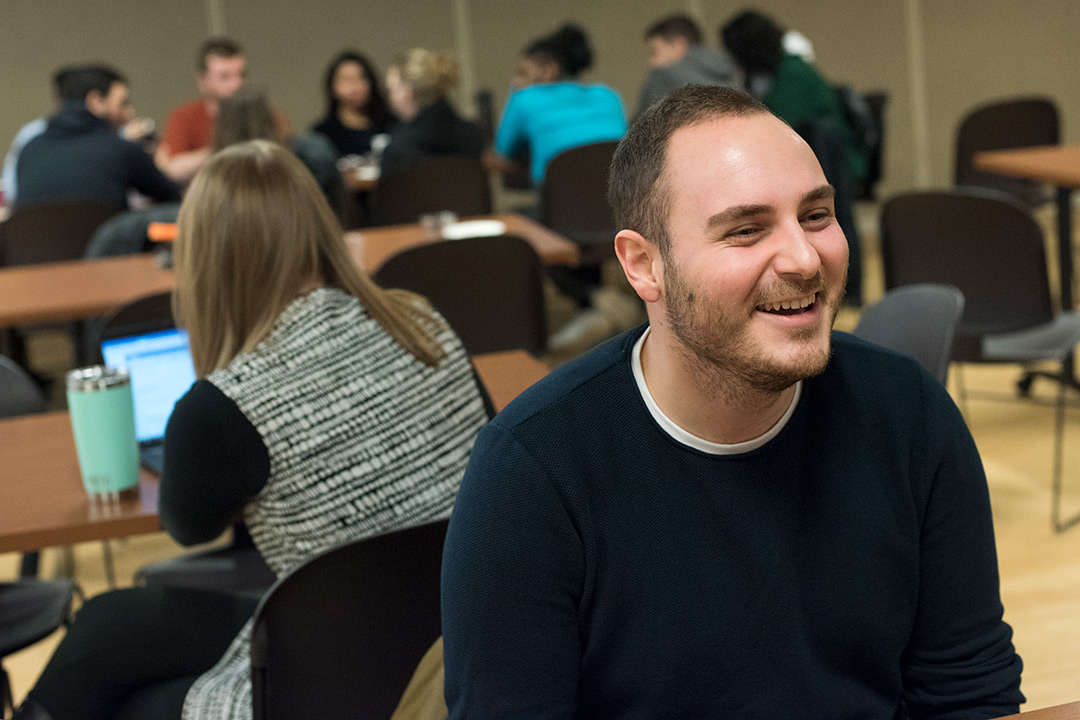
[
  {"left": 801, "top": 185, "right": 836, "bottom": 205},
  {"left": 705, "top": 204, "right": 771, "bottom": 229}
]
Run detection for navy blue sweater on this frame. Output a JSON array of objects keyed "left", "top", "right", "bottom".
[
  {"left": 442, "top": 328, "right": 1023, "bottom": 719},
  {"left": 16, "top": 103, "right": 179, "bottom": 210}
]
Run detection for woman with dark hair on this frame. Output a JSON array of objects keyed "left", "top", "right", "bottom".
[
  {"left": 311, "top": 51, "right": 395, "bottom": 159},
  {"left": 489, "top": 23, "right": 626, "bottom": 185}
]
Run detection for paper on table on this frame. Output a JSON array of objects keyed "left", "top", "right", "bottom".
[{"left": 440, "top": 220, "right": 507, "bottom": 240}]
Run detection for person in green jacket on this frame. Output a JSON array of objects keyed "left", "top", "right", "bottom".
[{"left": 721, "top": 9, "right": 866, "bottom": 305}]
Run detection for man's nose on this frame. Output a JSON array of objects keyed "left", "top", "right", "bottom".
[{"left": 772, "top": 223, "right": 822, "bottom": 279}]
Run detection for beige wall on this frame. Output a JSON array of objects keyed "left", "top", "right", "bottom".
[{"left": 2, "top": 0, "right": 1078, "bottom": 197}]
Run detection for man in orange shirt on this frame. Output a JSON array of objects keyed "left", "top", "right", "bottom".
[{"left": 155, "top": 37, "right": 247, "bottom": 183}]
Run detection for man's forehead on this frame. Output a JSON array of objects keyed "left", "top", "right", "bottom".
[{"left": 661, "top": 113, "right": 827, "bottom": 216}]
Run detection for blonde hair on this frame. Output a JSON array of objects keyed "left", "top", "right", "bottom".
[
  {"left": 389, "top": 48, "right": 460, "bottom": 108},
  {"left": 213, "top": 87, "right": 278, "bottom": 151},
  {"left": 174, "top": 139, "right": 446, "bottom": 377}
]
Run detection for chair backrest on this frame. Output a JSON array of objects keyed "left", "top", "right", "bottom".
[
  {"left": 880, "top": 188, "right": 1054, "bottom": 361},
  {"left": 0, "top": 354, "right": 47, "bottom": 417},
  {"left": 0, "top": 201, "right": 119, "bottom": 266},
  {"left": 371, "top": 155, "right": 492, "bottom": 226},
  {"left": 852, "top": 284, "right": 964, "bottom": 385},
  {"left": 955, "top": 97, "right": 1059, "bottom": 206},
  {"left": 83, "top": 291, "right": 175, "bottom": 364},
  {"left": 374, "top": 234, "right": 547, "bottom": 355},
  {"left": 539, "top": 141, "right": 619, "bottom": 253},
  {"left": 250, "top": 518, "right": 448, "bottom": 720}
]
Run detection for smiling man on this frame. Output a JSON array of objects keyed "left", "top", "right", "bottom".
[{"left": 442, "top": 85, "right": 1023, "bottom": 719}]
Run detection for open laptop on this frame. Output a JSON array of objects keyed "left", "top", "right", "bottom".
[{"left": 100, "top": 327, "right": 197, "bottom": 475}]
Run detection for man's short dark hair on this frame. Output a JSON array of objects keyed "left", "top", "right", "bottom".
[
  {"left": 607, "top": 84, "right": 769, "bottom": 257},
  {"left": 645, "top": 14, "right": 703, "bottom": 46},
  {"left": 56, "top": 65, "right": 126, "bottom": 103},
  {"left": 197, "top": 37, "right": 244, "bottom": 72}
]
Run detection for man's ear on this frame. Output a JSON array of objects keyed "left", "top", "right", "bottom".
[{"left": 615, "top": 229, "right": 663, "bottom": 304}]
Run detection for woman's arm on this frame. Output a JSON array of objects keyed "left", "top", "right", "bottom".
[{"left": 159, "top": 380, "right": 270, "bottom": 546}]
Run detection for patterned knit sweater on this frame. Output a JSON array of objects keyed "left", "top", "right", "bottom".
[{"left": 163, "top": 288, "right": 488, "bottom": 720}]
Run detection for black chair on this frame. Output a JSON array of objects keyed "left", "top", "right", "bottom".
[
  {"left": 0, "top": 354, "right": 47, "bottom": 418},
  {"left": 374, "top": 234, "right": 547, "bottom": 356},
  {"left": 0, "top": 200, "right": 121, "bottom": 367},
  {"left": 881, "top": 188, "right": 1080, "bottom": 532},
  {"left": 0, "top": 201, "right": 119, "bottom": 267},
  {"left": 0, "top": 579, "right": 76, "bottom": 716},
  {"left": 84, "top": 292, "right": 277, "bottom": 596},
  {"left": 539, "top": 141, "right": 620, "bottom": 307},
  {"left": 83, "top": 203, "right": 181, "bottom": 259},
  {"left": 251, "top": 518, "right": 448, "bottom": 720},
  {"left": 955, "top": 97, "right": 1059, "bottom": 207},
  {"left": 852, "top": 284, "right": 964, "bottom": 386},
  {"left": 539, "top": 141, "right": 619, "bottom": 254},
  {"left": 0, "top": 354, "right": 49, "bottom": 579},
  {"left": 370, "top": 155, "right": 492, "bottom": 227}
]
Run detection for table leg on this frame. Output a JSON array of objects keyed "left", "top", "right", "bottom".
[{"left": 1058, "top": 186, "right": 1074, "bottom": 312}]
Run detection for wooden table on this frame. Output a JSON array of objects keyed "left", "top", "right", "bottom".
[
  {"left": 344, "top": 213, "right": 580, "bottom": 269},
  {"left": 974, "top": 145, "right": 1080, "bottom": 310},
  {"left": 0, "top": 350, "right": 548, "bottom": 555},
  {"left": 0, "top": 253, "right": 174, "bottom": 329},
  {"left": 995, "top": 701, "right": 1080, "bottom": 719},
  {"left": 0, "top": 214, "right": 580, "bottom": 330}
]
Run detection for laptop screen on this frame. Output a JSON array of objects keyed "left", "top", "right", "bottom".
[{"left": 101, "top": 328, "right": 197, "bottom": 443}]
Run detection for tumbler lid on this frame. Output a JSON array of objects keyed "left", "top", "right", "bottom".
[{"left": 66, "top": 365, "right": 130, "bottom": 392}]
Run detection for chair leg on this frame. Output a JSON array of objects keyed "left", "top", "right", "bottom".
[
  {"left": 102, "top": 541, "right": 116, "bottom": 589},
  {"left": 2, "top": 664, "right": 12, "bottom": 719},
  {"left": 1051, "top": 376, "right": 1080, "bottom": 533}
]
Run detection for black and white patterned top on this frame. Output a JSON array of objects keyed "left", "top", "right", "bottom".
[{"left": 177, "top": 287, "right": 489, "bottom": 720}]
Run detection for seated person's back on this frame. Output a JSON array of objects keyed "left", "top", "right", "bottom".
[
  {"left": 492, "top": 24, "right": 627, "bottom": 185},
  {"left": 380, "top": 48, "right": 484, "bottom": 177},
  {"left": 15, "top": 65, "right": 178, "bottom": 210}
]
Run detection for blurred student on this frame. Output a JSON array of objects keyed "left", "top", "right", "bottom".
[
  {"left": 14, "top": 64, "right": 178, "bottom": 211},
  {"left": 156, "top": 38, "right": 290, "bottom": 184},
  {"left": 637, "top": 13, "right": 735, "bottom": 116},
  {"left": 488, "top": 24, "right": 626, "bottom": 186},
  {"left": 14, "top": 140, "right": 490, "bottom": 720},
  {"left": 380, "top": 48, "right": 484, "bottom": 177},
  {"left": 311, "top": 51, "right": 396, "bottom": 160}
]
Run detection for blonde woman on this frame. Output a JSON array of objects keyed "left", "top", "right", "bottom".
[
  {"left": 380, "top": 48, "right": 484, "bottom": 176},
  {"left": 16, "top": 140, "right": 490, "bottom": 720}
]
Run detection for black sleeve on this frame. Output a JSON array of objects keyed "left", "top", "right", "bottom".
[
  {"left": 159, "top": 380, "right": 270, "bottom": 546},
  {"left": 125, "top": 141, "right": 181, "bottom": 202}
]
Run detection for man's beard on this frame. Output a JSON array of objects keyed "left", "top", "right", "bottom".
[{"left": 663, "top": 257, "right": 843, "bottom": 397}]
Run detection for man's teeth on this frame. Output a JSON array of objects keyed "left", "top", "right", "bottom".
[{"left": 758, "top": 294, "right": 816, "bottom": 312}]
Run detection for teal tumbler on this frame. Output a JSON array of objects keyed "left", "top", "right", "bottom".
[{"left": 66, "top": 365, "right": 140, "bottom": 496}]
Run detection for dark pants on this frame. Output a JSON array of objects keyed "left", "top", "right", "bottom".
[{"left": 28, "top": 586, "right": 257, "bottom": 720}]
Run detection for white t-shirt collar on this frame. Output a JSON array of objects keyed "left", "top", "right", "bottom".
[{"left": 630, "top": 327, "right": 801, "bottom": 455}]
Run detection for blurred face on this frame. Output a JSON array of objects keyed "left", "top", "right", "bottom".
[
  {"left": 511, "top": 56, "right": 557, "bottom": 89},
  {"left": 87, "top": 81, "right": 134, "bottom": 129},
  {"left": 332, "top": 60, "right": 372, "bottom": 112},
  {"left": 385, "top": 66, "right": 415, "bottom": 120},
  {"left": 656, "top": 113, "right": 848, "bottom": 392},
  {"left": 199, "top": 54, "right": 247, "bottom": 102},
  {"left": 647, "top": 36, "right": 688, "bottom": 68}
]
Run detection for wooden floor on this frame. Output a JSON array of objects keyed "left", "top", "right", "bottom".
[{"left": 4, "top": 203, "right": 1080, "bottom": 711}]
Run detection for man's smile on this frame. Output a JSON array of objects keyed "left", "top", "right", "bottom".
[{"left": 755, "top": 292, "right": 817, "bottom": 315}]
